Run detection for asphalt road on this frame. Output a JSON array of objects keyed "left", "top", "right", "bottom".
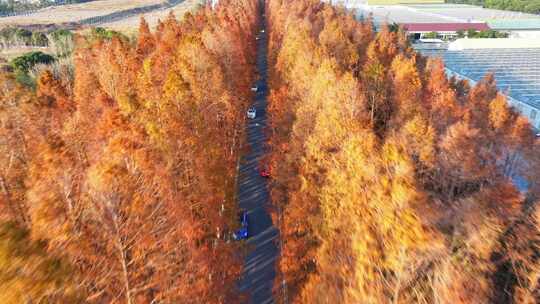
[{"left": 236, "top": 6, "right": 279, "bottom": 304}]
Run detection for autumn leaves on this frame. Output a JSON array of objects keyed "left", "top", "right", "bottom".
[
  {"left": 0, "top": 0, "right": 259, "bottom": 303},
  {"left": 265, "top": 0, "right": 539, "bottom": 303},
  {"left": 0, "top": 0, "right": 538, "bottom": 302}
]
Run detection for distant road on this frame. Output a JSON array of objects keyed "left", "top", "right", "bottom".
[{"left": 236, "top": 4, "right": 279, "bottom": 304}]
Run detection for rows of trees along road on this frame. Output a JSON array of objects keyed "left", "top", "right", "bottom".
[
  {"left": 0, "top": 0, "right": 258, "bottom": 302},
  {"left": 265, "top": 0, "right": 540, "bottom": 303}
]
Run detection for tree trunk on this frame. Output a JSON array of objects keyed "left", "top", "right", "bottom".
[
  {"left": 0, "top": 173, "right": 28, "bottom": 225},
  {"left": 112, "top": 212, "right": 133, "bottom": 304}
]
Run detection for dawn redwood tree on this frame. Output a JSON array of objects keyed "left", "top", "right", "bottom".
[
  {"left": 0, "top": 222, "right": 82, "bottom": 303},
  {"left": 136, "top": 17, "right": 155, "bottom": 60},
  {"left": 422, "top": 58, "right": 461, "bottom": 134},
  {"left": 502, "top": 205, "right": 540, "bottom": 303},
  {"left": 0, "top": 0, "right": 260, "bottom": 303},
  {"left": 0, "top": 0, "right": 537, "bottom": 302},
  {"left": 265, "top": 0, "right": 539, "bottom": 303},
  {"left": 0, "top": 74, "right": 32, "bottom": 226}
]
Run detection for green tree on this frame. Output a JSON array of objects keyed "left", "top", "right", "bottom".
[
  {"left": 10, "top": 51, "right": 55, "bottom": 87},
  {"left": 11, "top": 51, "right": 55, "bottom": 74},
  {"left": 423, "top": 31, "right": 438, "bottom": 39}
]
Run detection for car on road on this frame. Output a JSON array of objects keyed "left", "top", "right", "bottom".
[
  {"left": 259, "top": 167, "right": 270, "bottom": 178},
  {"left": 261, "top": 29, "right": 265, "bottom": 33},
  {"left": 251, "top": 85, "right": 258, "bottom": 92},
  {"left": 247, "top": 107, "right": 256, "bottom": 119},
  {"left": 232, "top": 210, "right": 249, "bottom": 240}
]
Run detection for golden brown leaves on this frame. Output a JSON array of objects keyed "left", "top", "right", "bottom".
[
  {"left": 266, "top": 1, "right": 538, "bottom": 303},
  {"left": 0, "top": 0, "right": 261, "bottom": 302}
]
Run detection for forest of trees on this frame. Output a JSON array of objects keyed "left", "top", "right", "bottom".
[
  {"left": 447, "top": 0, "right": 540, "bottom": 14},
  {"left": 0, "top": 0, "right": 259, "bottom": 302},
  {"left": 6, "top": 27, "right": 119, "bottom": 88},
  {"left": 265, "top": 0, "right": 540, "bottom": 303},
  {"left": 1, "top": 0, "right": 540, "bottom": 302}
]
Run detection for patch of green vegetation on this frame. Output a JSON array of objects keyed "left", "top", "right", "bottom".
[
  {"left": 91, "top": 27, "right": 129, "bottom": 42},
  {"left": 0, "top": 27, "right": 33, "bottom": 46},
  {"left": 462, "top": 29, "right": 509, "bottom": 38},
  {"left": 31, "top": 31, "right": 48, "bottom": 46},
  {"left": 11, "top": 51, "right": 55, "bottom": 74},
  {"left": 0, "top": 27, "right": 53, "bottom": 47},
  {"left": 420, "top": 29, "right": 508, "bottom": 40},
  {"left": 10, "top": 51, "right": 56, "bottom": 87},
  {"left": 13, "top": 69, "right": 35, "bottom": 88},
  {"left": 423, "top": 31, "right": 439, "bottom": 39},
  {"left": 49, "top": 29, "right": 75, "bottom": 57},
  {"left": 49, "top": 29, "right": 73, "bottom": 41}
]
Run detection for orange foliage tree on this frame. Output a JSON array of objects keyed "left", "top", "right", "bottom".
[
  {"left": 0, "top": 0, "right": 259, "bottom": 303},
  {"left": 265, "top": 0, "right": 539, "bottom": 303}
]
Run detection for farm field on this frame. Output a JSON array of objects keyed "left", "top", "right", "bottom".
[
  {"left": 0, "top": 0, "right": 176, "bottom": 27},
  {"left": 0, "top": 0, "right": 202, "bottom": 61},
  {"left": 100, "top": 0, "right": 203, "bottom": 33}
]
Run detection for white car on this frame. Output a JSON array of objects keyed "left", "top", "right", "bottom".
[
  {"left": 251, "top": 86, "right": 258, "bottom": 92},
  {"left": 261, "top": 29, "right": 265, "bottom": 33},
  {"left": 247, "top": 108, "right": 256, "bottom": 119}
]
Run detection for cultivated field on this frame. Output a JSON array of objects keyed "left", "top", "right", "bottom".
[
  {"left": 101, "top": 0, "right": 204, "bottom": 33},
  {"left": 0, "top": 0, "right": 203, "bottom": 62},
  {"left": 0, "top": 0, "right": 202, "bottom": 32},
  {"left": 0, "top": 0, "right": 167, "bottom": 26}
]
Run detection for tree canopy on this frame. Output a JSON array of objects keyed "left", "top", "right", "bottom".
[
  {"left": 0, "top": 0, "right": 539, "bottom": 302},
  {"left": 0, "top": 0, "right": 260, "bottom": 302},
  {"left": 265, "top": 0, "right": 540, "bottom": 302}
]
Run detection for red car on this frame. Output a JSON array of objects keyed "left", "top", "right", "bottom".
[{"left": 259, "top": 167, "right": 270, "bottom": 178}]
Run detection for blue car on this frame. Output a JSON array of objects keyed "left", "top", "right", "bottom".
[{"left": 233, "top": 210, "right": 249, "bottom": 240}]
